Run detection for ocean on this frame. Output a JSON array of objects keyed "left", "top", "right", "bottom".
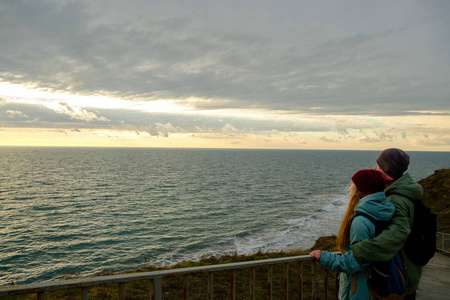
[{"left": 0, "top": 147, "right": 448, "bottom": 286}]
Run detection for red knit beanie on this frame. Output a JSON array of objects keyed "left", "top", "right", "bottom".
[{"left": 351, "top": 169, "right": 393, "bottom": 194}]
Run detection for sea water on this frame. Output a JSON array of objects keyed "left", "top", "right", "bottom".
[{"left": 0, "top": 147, "right": 448, "bottom": 285}]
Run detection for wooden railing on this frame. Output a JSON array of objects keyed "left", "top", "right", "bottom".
[{"left": 0, "top": 254, "right": 338, "bottom": 300}]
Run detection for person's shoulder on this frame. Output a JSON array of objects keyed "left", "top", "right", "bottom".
[
  {"left": 386, "top": 173, "right": 423, "bottom": 201},
  {"left": 387, "top": 193, "right": 415, "bottom": 208}
]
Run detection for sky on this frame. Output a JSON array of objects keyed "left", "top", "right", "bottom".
[{"left": 1, "top": 0, "right": 449, "bottom": 150}]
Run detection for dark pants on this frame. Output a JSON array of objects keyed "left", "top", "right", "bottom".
[{"left": 405, "top": 292, "right": 416, "bottom": 300}]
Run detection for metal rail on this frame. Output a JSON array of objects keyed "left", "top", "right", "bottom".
[
  {"left": 437, "top": 232, "right": 450, "bottom": 254},
  {"left": 0, "top": 254, "right": 338, "bottom": 300}
]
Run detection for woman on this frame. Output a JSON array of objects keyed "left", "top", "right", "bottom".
[{"left": 309, "top": 169, "right": 394, "bottom": 299}]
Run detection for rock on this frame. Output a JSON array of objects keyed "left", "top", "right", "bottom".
[{"left": 418, "top": 169, "right": 450, "bottom": 233}]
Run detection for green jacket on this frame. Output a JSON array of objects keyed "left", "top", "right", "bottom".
[{"left": 350, "top": 172, "right": 424, "bottom": 295}]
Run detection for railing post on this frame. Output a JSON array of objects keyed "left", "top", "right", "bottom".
[
  {"left": 268, "top": 265, "right": 273, "bottom": 300},
  {"left": 250, "top": 267, "right": 255, "bottom": 300},
  {"left": 284, "top": 263, "right": 289, "bottom": 300},
  {"left": 323, "top": 266, "right": 328, "bottom": 300},
  {"left": 183, "top": 275, "right": 189, "bottom": 300},
  {"left": 298, "top": 261, "right": 303, "bottom": 300},
  {"left": 335, "top": 272, "right": 339, "bottom": 300},
  {"left": 150, "top": 277, "right": 162, "bottom": 300},
  {"left": 118, "top": 282, "right": 125, "bottom": 300},
  {"left": 230, "top": 269, "right": 236, "bottom": 300},
  {"left": 37, "top": 292, "right": 45, "bottom": 300},
  {"left": 311, "top": 260, "right": 316, "bottom": 300},
  {"left": 208, "top": 272, "right": 214, "bottom": 300},
  {"left": 82, "top": 287, "right": 89, "bottom": 300}
]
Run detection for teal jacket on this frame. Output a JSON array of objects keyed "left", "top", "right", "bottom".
[
  {"left": 351, "top": 173, "right": 424, "bottom": 295},
  {"left": 318, "top": 192, "right": 395, "bottom": 300}
]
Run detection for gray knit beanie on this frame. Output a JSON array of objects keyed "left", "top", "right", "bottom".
[{"left": 376, "top": 148, "right": 410, "bottom": 179}]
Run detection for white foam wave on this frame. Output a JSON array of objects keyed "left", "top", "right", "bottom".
[
  {"left": 145, "top": 193, "right": 349, "bottom": 269},
  {"left": 232, "top": 193, "right": 348, "bottom": 254}
]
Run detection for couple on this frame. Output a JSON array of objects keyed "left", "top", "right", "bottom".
[{"left": 310, "top": 148, "right": 423, "bottom": 300}]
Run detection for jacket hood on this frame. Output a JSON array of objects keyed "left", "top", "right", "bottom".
[
  {"left": 385, "top": 172, "right": 423, "bottom": 202},
  {"left": 356, "top": 191, "right": 395, "bottom": 221}
]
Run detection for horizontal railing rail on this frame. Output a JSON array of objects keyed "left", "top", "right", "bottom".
[
  {"left": 437, "top": 232, "right": 450, "bottom": 254},
  {"left": 0, "top": 254, "right": 338, "bottom": 300}
]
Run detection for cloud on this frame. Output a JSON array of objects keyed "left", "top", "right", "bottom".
[
  {"left": 1, "top": 0, "right": 449, "bottom": 117},
  {"left": 6, "top": 110, "right": 28, "bottom": 118},
  {"left": 221, "top": 124, "right": 238, "bottom": 133},
  {"left": 320, "top": 136, "right": 341, "bottom": 143},
  {"left": 145, "top": 122, "right": 185, "bottom": 137},
  {"left": 55, "top": 129, "right": 68, "bottom": 135},
  {"left": 194, "top": 125, "right": 214, "bottom": 133},
  {"left": 355, "top": 130, "right": 395, "bottom": 143},
  {"left": 333, "top": 122, "right": 349, "bottom": 135},
  {"left": 0, "top": 1, "right": 449, "bottom": 150},
  {"left": 50, "top": 102, "right": 110, "bottom": 122}
]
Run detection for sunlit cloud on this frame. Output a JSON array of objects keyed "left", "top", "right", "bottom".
[
  {"left": 6, "top": 110, "right": 29, "bottom": 118},
  {"left": 145, "top": 122, "right": 186, "bottom": 137},
  {"left": 0, "top": 81, "right": 190, "bottom": 113},
  {"left": 48, "top": 102, "right": 110, "bottom": 122}
]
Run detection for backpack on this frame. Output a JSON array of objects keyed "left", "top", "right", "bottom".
[
  {"left": 403, "top": 199, "right": 437, "bottom": 266},
  {"left": 354, "top": 211, "right": 406, "bottom": 300}
]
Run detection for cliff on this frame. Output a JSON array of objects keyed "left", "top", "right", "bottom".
[{"left": 418, "top": 168, "right": 450, "bottom": 233}]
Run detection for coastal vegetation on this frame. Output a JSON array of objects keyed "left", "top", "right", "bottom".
[{"left": 4, "top": 169, "right": 449, "bottom": 299}]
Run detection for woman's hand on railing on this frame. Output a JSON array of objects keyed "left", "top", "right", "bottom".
[{"left": 309, "top": 250, "right": 322, "bottom": 260}]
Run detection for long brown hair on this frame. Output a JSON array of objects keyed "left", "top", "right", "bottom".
[{"left": 336, "top": 189, "right": 363, "bottom": 253}]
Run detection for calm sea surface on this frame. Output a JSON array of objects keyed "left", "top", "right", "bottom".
[{"left": 0, "top": 147, "right": 448, "bottom": 285}]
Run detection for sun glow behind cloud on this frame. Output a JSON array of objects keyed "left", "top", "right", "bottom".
[
  {"left": 0, "top": 81, "right": 343, "bottom": 124},
  {"left": 1, "top": 81, "right": 310, "bottom": 123},
  {"left": 0, "top": 82, "right": 190, "bottom": 113}
]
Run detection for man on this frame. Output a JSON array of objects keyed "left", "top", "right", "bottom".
[{"left": 351, "top": 148, "right": 424, "bottom": 299}]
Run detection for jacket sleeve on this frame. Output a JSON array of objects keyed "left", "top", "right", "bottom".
[
  {"left": 351, "top": 196, "right": 412, "bottom": 264},
  {"left": 318, "top": 250, "right": 369, "bottom": 274},
  {"left": 318, "top": 216, "right": 371, "bottom": 273}
]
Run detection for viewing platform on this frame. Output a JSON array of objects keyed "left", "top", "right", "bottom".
[{"left": 417, "top": 252, "right": 450, "bottom": 299}]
